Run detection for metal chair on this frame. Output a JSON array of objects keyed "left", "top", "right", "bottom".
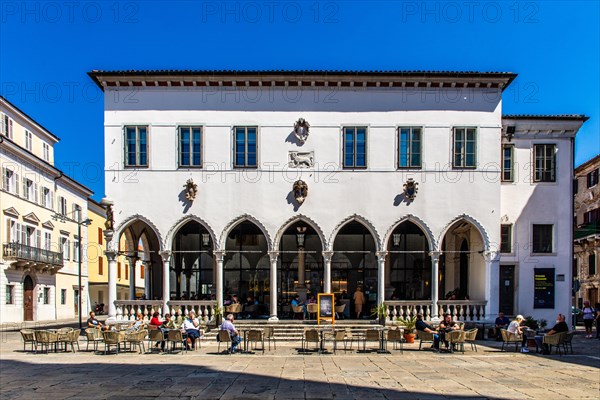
[
  {"left": 20, "top": 329, "right": 36, "bottom": 352},
  {"left": 387, "top": 328, "right": 404, "bottom": 353},
  {"left": 562, "top": 331, "right": 575, "bottom": 354},
  {"left": 102, "top": 331, "right": 125, "bottom": 355},
  {"left": 446, "top": 330, "right": 466, "bottom": 353},
  {"left": 543, "top": 332, "right": 567, "bottom": 356},
  {"left": 263, "top": 326, "right": 276, "bottom": 350},
  {"left": 500, "top": 329, "right": 521, "bottom": 352},
  {"left": 464, "top": 328, "right": 478, "bottom": 352},
  {"left": 306, "top": 303, "right": 318, "bottom": 319},
  {"left": 34, "top": 330, "right": 59, "bottom": 354},
  {"left": 363, "top": 329, "right": 382, "bottom": 352},
  {"left": 217, "top": 330, "right": 233, "bottom": 354},
  {"left": 147, "top": 329, "right": 165, "bottom": 353},
  {"left": 302, "top": 329, "right": 321, "bottom": 352},
  {"left": 167, "top": 330, "right": 187, "bottom": 354},
  {"left": 246, "top": 329, "right": 265, "bottom": 352},
  {"left": 59, "top": 329, "right": 81, "bottom": 353},
  {"left": 125, "top": 329, "right": 147, "bottom": 354},
  {"left": 344, "top": 328, "right": 356, "bottom": 350},
  {"left": 331, "top": 330, "right": 348, "bottom": 354},
  {"left": 84, "top": 328, "right": 103, "bottom": 352},
  {"left": 417, "top": 330, "right": 435, "bottom": 350}
]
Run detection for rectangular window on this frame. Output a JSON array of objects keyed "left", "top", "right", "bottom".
[
  {"left": 179, "top": 126, "right": 202, "bottom": 167},
  {"left": 60, "top": 289, "right": 67, "bottom": 305},
  {"left": 124, "top": 126, "right": 148, "bottom": 167},
  {"left": 42, "top": 143, "right": 50, "bottom": 162},
  {"left": 117, "top": 262, "right": 122, "bottom": 279},
  {"left": 23, "top": 178, "right": 38, "bottom": 203},
  {"left": 6, "top": 285, "right": 14, "bottom": 304},
  {"left": 589, "top": 254, "right": 597, "bottom": 276},
  {"left": 58, "top": 196, "right": 67, "bottom": 216},
  {"left": 61, "top": 237, "right": 69, "bottom": 260},
  {"left": 43, "top": 287, "right": 50, "bottom": 304},
  {"left": 41, "top": 187, "right": 53, "bottom": 209},
  {"left": 98, "top": 227, "right": 103, "bottom": 245},
  {"left": 398, "top": 127, "right": 422, "bottom": 168},
  {"left": 125, "top": 264, "right": 129, "bottom": 280},
  {"left": 534, "top": 144, "right": 556, "bottom": 182},
  {"left": 1, "top": 113, "right": 13, "bottom": 139},
  {"left": 500, "top": 224, "right": 512, "bottom": 253},
  {"left": 98, "top": 256, "right": 104, "bottom": 275},
  {"left": 25, "top": 130, "right": 33, "bottom": 151},
  {"left": 343, "top": 127, "right": 367, "bottom": 168},
  {"left": 234, "top": 126, "right": 257, "bottom": 168},
  {"left": 584, "top": 208, "right": 600, "bottom": 224},
  {"left": 44, "top": 232, "right": 52, "bottom": 250},
  {"left": 73, "top": 239, "right": 80, "bottom": 262},
  {"left": 453, "top": 127, "right": 477, "bottom": 168},
  {"left": 502, "top": 145, "right": 514, "bottom": 182},
  {"left": 587, "top": 168, "right": 599, "bottom": 188},
  {"left": 532, "top": 224, "right": 553, "bottom": 253},
  {"left": 140, "top": 264, "right": 145, "bottom": 279}
]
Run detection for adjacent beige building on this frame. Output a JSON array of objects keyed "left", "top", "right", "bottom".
[
  {"left": 574, "top": 154, "right": 600, "bottom": 307},
  {"left": 1, "top": 96, "right": 92, "bottom": 323}
]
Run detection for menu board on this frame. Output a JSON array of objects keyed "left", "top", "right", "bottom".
[
  {"left": 318, "top": 293, "right": 335, "bottom": 325},
  {"left": 534, "top": 268, "right": 555, "bottom": 309}
]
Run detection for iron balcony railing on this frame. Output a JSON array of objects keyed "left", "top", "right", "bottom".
[{"left": 3, "top": 242, "right": 63, "bottom": 266}]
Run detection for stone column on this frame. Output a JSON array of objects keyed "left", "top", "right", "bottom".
[
  {"left": 322, "top": 251, "right": 334, "bottom": 293},
  {"left": 160, "top": 251, "right": 171, "bottom": 315},
  {"left": 376, "top": 251, "right": 387, "bottom": 306},
  {"left": 268, "top": 251, "right": 279, "bottom": 321},
  {"left": 484, "top": 251, "right": 500, "bottom": 319},
  {"left": 105, "top": 250, "right": 118, "bottom": 318},
  {"left": 429, "top": 251, "right": 441, "bottom": 319},
  {"left": 127, "top": 255, "right": 137, "bottom": 300},
  {"left": 214, "top": 251, "right": 225, "bottom": 311},
  {"left": 143, "top": 260, "right": 151, "bottom": 299}
]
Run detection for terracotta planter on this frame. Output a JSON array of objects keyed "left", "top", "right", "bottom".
[{"left": 404, "top": 333, "right": 416, "bottom": 343}]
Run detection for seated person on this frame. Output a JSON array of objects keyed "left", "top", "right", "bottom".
[
  {"left": 307, "top": 295, "right": 317, "bottom": 304},
  {"left": 507, "top": 314, "right": 529, "bottom": 352},
  {"left": 220, "top": 313, "right": 243, "bottom": 352},
  {"left": 128, "top": 313, "right": 145, "bottom": 331},
  {"left": 494, "top": 312, "right": 510, "bottom": 340},
  {"left": 182, "top": 311, "right": 203, "bottom": 350},
  {"left": 535, "top": 313, "right": 568, "bottom": 354},
  {"left": 291, "top": 295, "right": 307, "bottom": 318},
  {"left": 416, "top": 314, "right": 440, "bottom": 351},
  {"left": 149, "top": 311, "right": 163, "bottom": 329},
  {"left": 87, "top": 311, "right": 105, "bottom": 330},
  {"left": 439, "top": 313, "right": 460, "bottom": 348}
]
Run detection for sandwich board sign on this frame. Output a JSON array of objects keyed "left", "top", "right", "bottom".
[{"left": 318, "top": 293, "right": 335, "bottom": 325}]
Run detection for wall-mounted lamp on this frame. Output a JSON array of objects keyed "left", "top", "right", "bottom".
[
  {"left": 393, "top": 233, "right": 401, "bottom": 247},
  {"left": 202, "top": 233, "right": 210, "bottom": 247},
  {"left": 296, "top": 226, "right": 307, "bottom": 248},
  {"left": 506, "top": 126, "right": 516, "bottom": 142}
]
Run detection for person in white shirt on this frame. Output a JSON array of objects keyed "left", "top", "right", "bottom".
[
  {"left": 182, "top": 311, "right": 202, "bottom": 349},
  {"left": 507, "top": 314, "right": 528, "bottom": 352}
]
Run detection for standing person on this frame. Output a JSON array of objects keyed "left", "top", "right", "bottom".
[
  {"left": 221, "top": 314, "right": 243, "bottom": 352},
  {"left": 353, "top": 287, "right": 365, "bottom": 319},
  {"left": 595, "top": 303, "right": 600, "bottom": 339},
  {"left": 582, "top": 301, "right": 596, "bottom": 338},
  {"left": 507, "top": 314, "right": 528, "bottom": 352}
]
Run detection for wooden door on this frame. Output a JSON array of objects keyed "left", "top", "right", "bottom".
[{"left": 23, "top": 276, "right": 34, "bottom": 321}]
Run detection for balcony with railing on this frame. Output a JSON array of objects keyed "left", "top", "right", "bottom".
[{"left": 3, "top": 242, "right": 63, "bottom": 272}]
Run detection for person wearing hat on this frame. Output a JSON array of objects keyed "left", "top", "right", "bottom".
[{"left": 507, "top": 314, "right": 528, "bottom": 353}]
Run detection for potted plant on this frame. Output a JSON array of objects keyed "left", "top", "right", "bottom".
[
  {"left": 212, "top": 302, "right": 223, "bottom": 327},
  {"left": 371, "top": 303, "right": 389, "bottom": 325},
  {"left": 524, "top": 316, "right": 538, "bottom": 330},
  {"left": 397, "top": 316, "right": 417, "bottom": 343}
]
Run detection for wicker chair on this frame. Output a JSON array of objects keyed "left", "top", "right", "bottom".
[
  {"left": 562, "top": 331, "right": 575, "bottom": 354},
  {"left": 344, "top": 328, "right": 356, "bottom": 350},
  {"left": 34, "top": 330, "right": 59, "bottom": 354},
  {"left": 330, "top": 330, "right": 348, "bottom": 354},
  {"left": 58, "top": 329, "right": 81, "bottom": 353},
  {"left": 306, "top": 303, "right": 318, "bottom": 319},
  {"left": 302, "top": 329, "right": 321, "bottom": 352},
  {"left": 225, "top": 303, "right": 242, "bottom": 318},
  {"left": 84, "top": 328, "right": 103, "bottom": 352},
  {"left": 102, "top": 331, "right": 125, "bottom": 354},
  {"left": 263, "top": 326, "right": 276, "bottom": 350},
  {"left": 167, "top": 330, "right": 187, "bottom": 354},
  {"left": 543, "top": 332, "right": 566, "bottom": 356},
  {"left": 20, "top": 329, "right": 36, "bottom": 352},
  {"left": 125, "top": 329, "right": 147, "bottom": 354},
  {"left": 246, "top": 329, "right": 264, "bottom": 352},
  {"left": 147, "top": 329, "right": 165, "bottom": 353},
  {"left": 417, "top": 330, "right": 435, "bottom": 350},
  {"left": 500, "top": 329, "right": 521, "bottom": 352},
  {"left": 291, "top": 305, "right": 304, "bottom": 320},
  {"left": 464, "top": 328, "right": 478, "bottom": 352},
  {"left": 217, "top": 330, "right": 233, "bottom": 354},
  {"left": 387, "top": 328, "right": 404, "bottom": 353},
  {"left": 363, "top": 329, "right": 383, "bottom": 352},
  {"left": 335, "top": 304, "right": 346, "bottom": 319},
  {"left": 447, "top": 330, "right": 466, "bottom": 353}
]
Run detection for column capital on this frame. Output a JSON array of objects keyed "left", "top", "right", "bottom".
[
  {"left": 104, "top": 250, "right": 118, "bottom": 262},
  {"left": 429, "top": 251, "right": 442, "bottom": 260},
  {"left": 483, "top": 250, "right": 500, "bottom": 262},
  {"left": 268, "top": 251, "right": 279, "bottom": 262},
  {"left": 375, "top": 251, "right": 388, "bottom": 259},
  {"left": 103, "top": 229, "right": 115, "bottom": 244},
  {"left": 321, "top": 251, "right": 334, "bottom": 262},
  {"left": 214, "top": 250, "right": 226, "bottom": 261},
  {"left": 159, "top": 250, "right": 172, "bottom": 262}
]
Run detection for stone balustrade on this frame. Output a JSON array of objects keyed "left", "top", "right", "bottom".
[
  {"left": 384, "top": 300, "right": 487, "bottom": 323},
  {"left": 114, "top": 300, "right": 218, "bottom": 323},
  {"left": 167, "top": 301, "right": 216, "bottom": 323},
  {"left": 384, "top": 301, "right": 434, "bottom": 321}
]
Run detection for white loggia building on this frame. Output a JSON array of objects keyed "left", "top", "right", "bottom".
[{"left": 89, "top": 70, "right": 587, "bottom": 323}]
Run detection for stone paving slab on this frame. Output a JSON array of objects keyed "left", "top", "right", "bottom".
[{"left": 1, "top": 331, "right": 599, "bottom": 400}]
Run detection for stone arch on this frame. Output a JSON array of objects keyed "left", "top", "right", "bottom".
[
  {"left": 328, "top": 214, "right": 381, "bottom": 252},
  {"left": 114, "top": 214, "right": 163, "bottom": 252},
  {"left": 274, "top": 214, "right": 326, "bottom": 250},
  {"left": 164, "top": 215, "right": 218, "bottom": 251},
  {"left": 383, "top": 214, "right": 436, "bottom": 251},
  {"left": 438, "top": 214, "right": 490, "bottom": 252},
  {"left": 219, "top": 214, "right": 272, "bottom": 251}
]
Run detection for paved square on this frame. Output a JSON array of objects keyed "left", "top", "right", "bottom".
[{"left": 1, "top": 330, "right": 599, "bottom": 400}]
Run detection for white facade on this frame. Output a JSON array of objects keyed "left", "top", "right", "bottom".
[{"left": 91, "top": 71, "right": 586, "bottom": 323}]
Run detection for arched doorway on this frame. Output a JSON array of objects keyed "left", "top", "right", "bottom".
[
  {"left": 278, "top": 221, "right": 324, "bottom": 305},
  {"left": 23, "top": 275, "right": 34, "bottom": 321},
  {"left": 332, "top": 221, "right": 377, "bottom": 319},
  {"left": 171, "top": 221, "right": 214, "bottom": 300},
  {"left": 387, "top": 221, "right": 431, "bottom": 300},
  {"left": 224, "top": 221, "right": 269, "bottom": 308}
]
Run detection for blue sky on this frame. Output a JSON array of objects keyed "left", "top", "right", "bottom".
[{"left": 1, "top": 0, "right": 598, "bottom": 199}]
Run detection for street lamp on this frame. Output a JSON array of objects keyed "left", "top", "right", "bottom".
[{"left": 53, "top": 211, "right": 92, "bottom": 331}]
